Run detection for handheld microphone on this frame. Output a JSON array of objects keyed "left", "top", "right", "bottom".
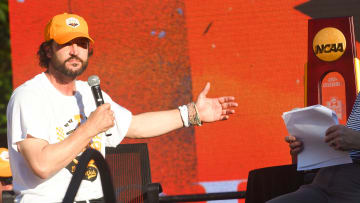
[{"left": 87, "top": 75, "right": 112, "bottom": 136}]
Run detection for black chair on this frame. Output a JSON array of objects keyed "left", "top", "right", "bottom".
[
  {"left": 244, "top": 164, "right": 318, "bottom": 203},
  {"left": 105, "top": 143, "right": 162, "bottom": 203}
]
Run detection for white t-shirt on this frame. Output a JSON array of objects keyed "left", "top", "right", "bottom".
[{"left": 6, "top": 72, "right": 132, "bottom": 203}]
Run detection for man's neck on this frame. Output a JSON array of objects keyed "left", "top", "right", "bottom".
[{"left": 45, "top": 69, "right": 77, "bottom": 96}]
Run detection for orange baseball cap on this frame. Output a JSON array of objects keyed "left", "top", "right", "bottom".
[
  {"left": 44, "top": 13, "right": 94, "bottom": 44},
  {"left": 0, "top": 148, "right": 11, "bottom": 177}
]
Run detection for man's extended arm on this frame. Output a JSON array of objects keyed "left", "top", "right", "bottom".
[
  {"left": 126, "top": 82, "right": 238, "bottom": 138},
  {"left": 17, "top": 83, "right": 237, "bottom": 179}
]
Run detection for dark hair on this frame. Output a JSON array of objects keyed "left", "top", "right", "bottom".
[
  {"left": 37, "top": 40, "right": 53, "bottom": 68},
  {"left": 37, "top": 40, "right": 94, "bottom": 68}
]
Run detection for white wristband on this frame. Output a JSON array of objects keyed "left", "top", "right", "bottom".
[{"left": 178, "top": 105, "right": 189, "bottom": 127}]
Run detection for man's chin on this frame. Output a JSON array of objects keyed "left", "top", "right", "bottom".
[{"left": 55, "top": 66, "right": 84, "bottom": 78}]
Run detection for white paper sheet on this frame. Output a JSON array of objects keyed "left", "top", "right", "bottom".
[{"left": 282, "top": 105, "right": 352, "bottom": 171}]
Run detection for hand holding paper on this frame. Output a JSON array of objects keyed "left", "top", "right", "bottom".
[
  {"left": 325, "top": 124, "right": 360, "bottom": 151},
  {"left": 282, "top": 105, "right": 352, "bottom": 171},
  {"left": 285, "top": 135, "right": 303, "bottom": 157}
]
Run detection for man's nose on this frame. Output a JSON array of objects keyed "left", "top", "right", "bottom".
[{"left": 69, "top": 43, "right": 78, "bottom": 55}]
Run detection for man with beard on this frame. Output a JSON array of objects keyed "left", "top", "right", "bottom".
[{"left": 6, "top": 13, "right": 238, "bottom": 203}]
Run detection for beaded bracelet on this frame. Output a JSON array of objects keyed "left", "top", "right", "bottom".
[{"left": 187, "top": 102, "right": 202, "bottom": 126}]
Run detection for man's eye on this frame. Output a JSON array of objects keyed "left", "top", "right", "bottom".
[{"left": 79, "top": 43, "right": 88, "bottom": 48}]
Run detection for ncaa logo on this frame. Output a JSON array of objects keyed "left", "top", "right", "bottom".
[
  {"left": 66, "top": 17, "right": 80, "bottom": 28},
  {"left": 313, "top": 27, "right": 346, "bottom": 62}
]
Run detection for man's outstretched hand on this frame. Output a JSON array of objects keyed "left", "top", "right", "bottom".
[{"left": 195, "top": 82, "right": 238, "bottom": 123}]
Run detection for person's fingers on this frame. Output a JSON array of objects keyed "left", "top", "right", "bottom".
[
  {"left": 290, "top": 142, "right": 303, "bottom": 154},
  {"left": 222, "top": 109, "right": 235, "bottom": 115},
  {"left": 221, "top": 102, "right": 238, "bottom": 109},
  {"left": 289, "top": 141, "right": 302, "bottom": 149},
  {"left": 101, "top": 103, "right": 111, "bottom": 109},
  {"left": 324, "top": 130, "right": 338, "bottom": 143},
  {"left": 220, "top": 115, "right": 229, "bottom": 120},
  {"left": 285, "top": 135, "right": 296, "bottom": 143},
  {"left": 290, "top": 147, "right": 303, "bottom": 155},
  {"left": 325, "top": 125, "right": 340, "bottom": 135},
  {"left": 110, "top": 110, "right": 115, "bottom": 120},
  {"left": 218, "top": 96, "right": 236, "bottom": 103},
  {"left": 328, "top": 139, "right": 344, "bottom": 151}
]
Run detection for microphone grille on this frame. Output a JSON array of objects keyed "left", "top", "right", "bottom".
[{"left": 87, "top": 75, "right": 100, "bottom": 87}]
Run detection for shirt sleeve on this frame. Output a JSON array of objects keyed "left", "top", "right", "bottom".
[
  {"left": 7, "top": 88, "right": 51, "bottom": 151},
  {"left": 101, "top": 91, "right": 132, "bottom": 147}
]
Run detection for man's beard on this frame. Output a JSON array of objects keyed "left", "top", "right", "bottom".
[{"left": 50, "top": 56, "right": 88, "bottom": 78}]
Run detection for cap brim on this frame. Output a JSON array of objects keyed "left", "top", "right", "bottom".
[{"left": 54, "top": 32, "right": 94, "bottom": 44}]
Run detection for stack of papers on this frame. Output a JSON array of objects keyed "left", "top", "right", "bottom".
[{"left": 282, "top": 105, "right": 352, "bottom": 171}]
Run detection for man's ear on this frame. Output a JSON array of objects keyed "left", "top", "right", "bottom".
[{"left": 45, "top": 43, "right": 53, "bottom": 58}]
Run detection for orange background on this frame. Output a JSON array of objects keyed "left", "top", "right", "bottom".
[{"left": 8, "top": 0, "right": 360, "bottom": 201}]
